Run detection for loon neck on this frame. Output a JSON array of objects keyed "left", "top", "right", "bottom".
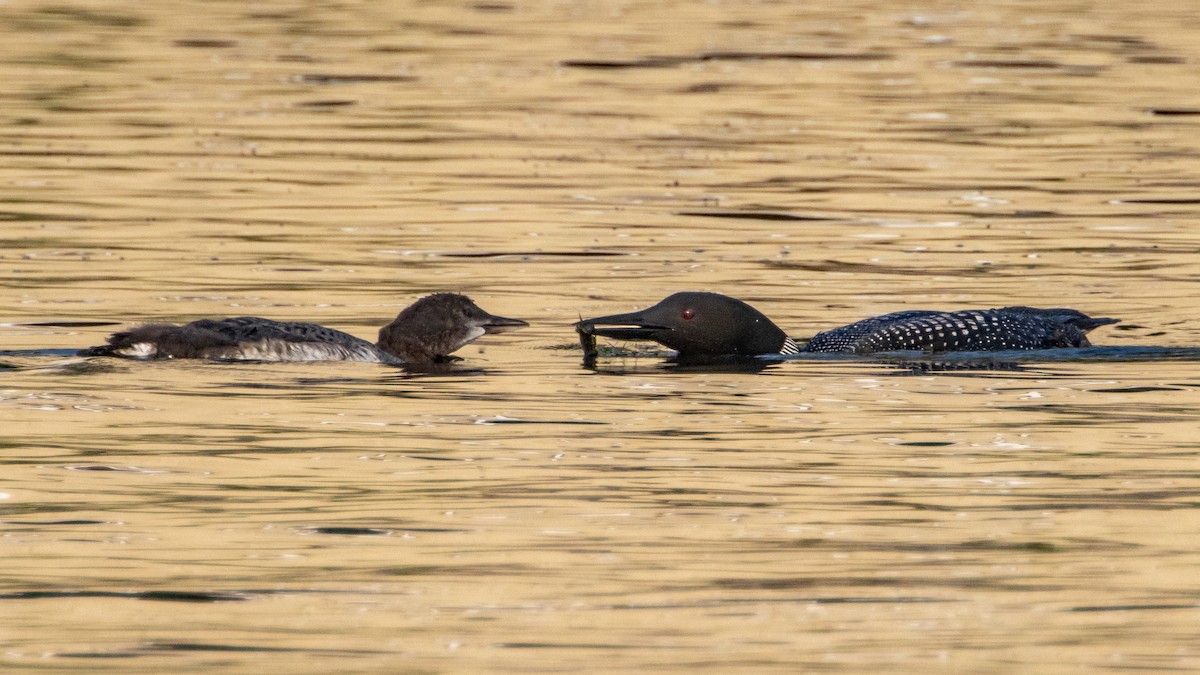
[{"left": 376, "top": 317, "right": 466, "bottom": 366}]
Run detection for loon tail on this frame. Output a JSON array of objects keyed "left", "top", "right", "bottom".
[
  {"left": 77, "top": 324, "right": 185, "bottom": 358},
  {"left": 77, "top": 344, "right": 116, "bottom": 357}
]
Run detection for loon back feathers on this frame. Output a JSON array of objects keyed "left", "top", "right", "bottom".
[{"left": 801, "top": 306, "right": 1120, "bottom": 354}]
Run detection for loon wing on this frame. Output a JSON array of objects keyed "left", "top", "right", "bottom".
[
  {"left": 186, "top": 317, "right": 357, "bottom": 344},
  {"left": 182, "top": 318, "right": 391, "bottom": 362},
  {"left": 804, "top": 308, "right": 1118, "bottom": 354},
  {"left": 83, "top": 317, "right": 393, "bottom": 362},
  {"left": 802, "top": 310, "right": 942, "bottom": 352}
]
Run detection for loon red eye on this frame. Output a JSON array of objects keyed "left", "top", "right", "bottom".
[{"left": 681, "top": 309, "right": 695, "bottom": 320}]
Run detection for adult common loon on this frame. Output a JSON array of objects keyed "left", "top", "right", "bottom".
[
  {"left": 576, "top": 292, "right": 1118, "bottom": 361},
  {"left": 79, "top": 293, "right": 528, "bottom": 367}
]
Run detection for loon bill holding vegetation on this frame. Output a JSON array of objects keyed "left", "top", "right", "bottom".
[
  {"left": 575, "top": 291, "right": 1118, "bottom": 362},
  {"left": 79, "top": 293, "right": 528, "bottom": 368}
]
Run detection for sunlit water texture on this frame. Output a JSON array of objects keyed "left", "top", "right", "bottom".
[{"left": 3, "top": 0, "right": 1200, "bottom": 671}]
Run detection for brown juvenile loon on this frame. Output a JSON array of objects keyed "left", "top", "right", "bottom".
[
  {"left": 79, "top": 293, "right": 528, "bottom": 367},
  {"left": 576, "top": 292, "right": 1118, "bottom": 361}
]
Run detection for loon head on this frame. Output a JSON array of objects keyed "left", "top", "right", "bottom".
[
  {"left": 378, "top": 293, "right": 528, "bottom": 366},
  {"left": 576, "top": 291, "right": 788, "bottom": 361}
]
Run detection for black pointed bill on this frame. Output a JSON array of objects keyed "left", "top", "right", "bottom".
[
  {"left": 575, "top": 311, "right": 669, "bottom": 341},
  {"left": 480, "top": 314, "right": 529, "bottom": 334}
]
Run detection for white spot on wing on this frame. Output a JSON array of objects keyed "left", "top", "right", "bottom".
[{"left": 116, "top": 343, "right": 157, "bottom": 358}]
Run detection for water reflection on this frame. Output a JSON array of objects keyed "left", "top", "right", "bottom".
[{"left": 4, "top": 0, "right": 1200, "bottom": 671}]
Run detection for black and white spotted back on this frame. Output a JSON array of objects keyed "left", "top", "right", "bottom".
[{"left": 801, "top": 307, "right": 1118, "bottom": 354}]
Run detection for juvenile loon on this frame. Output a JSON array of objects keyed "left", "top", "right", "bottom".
[
  {"left": 576, "top": 292, "right": 1117, "bottom": 362},
  {"left": 79, "top": 293, "right": 528, "bottom": 367}
]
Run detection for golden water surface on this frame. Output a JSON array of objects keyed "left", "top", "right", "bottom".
[{"left": 3, "top": 0, "right": 1200, "bottom": 671}]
